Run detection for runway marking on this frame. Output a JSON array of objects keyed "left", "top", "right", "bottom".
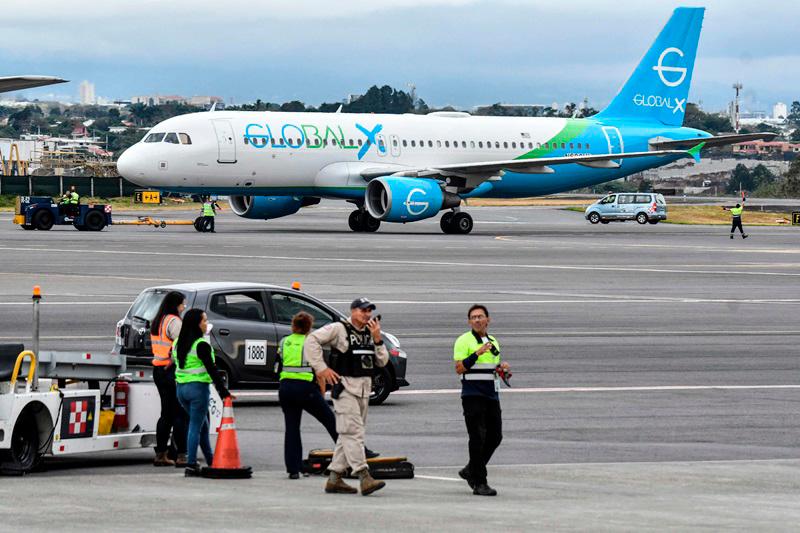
[
  {"left": 491, "top": 236, "right": 800, "bottom": 255},
  {"left": 326, "top": 298, "right": 800, "bottom": 305},
  {"left": 395, "top": 330, "right": 800, "bottom": 337},
  {"left": 418, "top": 458, "right": 800, "bottom": 470},
  {"left": 0, "top": 302, "right": 132, "bottom": 306},
  {"left": 0, "top": 271, "right": 179, "bottom": 283},
  {"left": 415, "top": 475, "right": 461, "bottom": 482},
  {"left": 0, "top": 335, "right": 114, "bottom": 340},
  {"left": 0, "top": 246, "right": 796, "bottom": 278},
  {"left": 231, "top": 384, "right": 800, "bottom": 399}
]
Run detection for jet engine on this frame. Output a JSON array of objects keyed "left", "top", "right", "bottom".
[
  {"left": 365, "top": 177, "right": 460, "bottom": 223},
  {"left": 228, "top": 195, "right": 320, "bottom": 220}
]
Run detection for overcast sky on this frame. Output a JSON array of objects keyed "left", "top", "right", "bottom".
[{"left": 1, "top": 0, "right": 797, "bottom": 112}]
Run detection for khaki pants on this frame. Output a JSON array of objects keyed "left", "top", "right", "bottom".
[{"left": 329, "top": 386, "right": 369, "bottom": 474}]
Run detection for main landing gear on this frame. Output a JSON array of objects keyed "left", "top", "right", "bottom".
[
  {"left": 440, "top": 211, "right": 473, "bottom": 234},
  {"left": 348, "top": 209, "right": 381, "bottom": 233}
]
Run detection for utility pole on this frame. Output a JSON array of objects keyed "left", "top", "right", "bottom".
[{"left": 732, "top": 83, "right": 743, "bottom": 133}]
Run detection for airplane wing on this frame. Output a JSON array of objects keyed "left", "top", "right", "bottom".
[
  {"left": 360, "top": 149, "right": 690, "bottom": 182},
  {"left": 649, "top": 132, "right": 777, "bottom": 150},
  {"left": 0, "top": 76, "right": 68, "bottom": 94}
]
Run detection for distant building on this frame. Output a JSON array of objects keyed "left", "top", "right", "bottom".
[
  {"left": 131, "top": 94, "right": 223, "bottom": 109},
  {"left": 733, "top": 140, "right": 800, "bottom": 156},
  {"left": 79, "top": 81, "right": 96, "bottom": 105},
  {"left": 188, "top": 95, "right": 224, "bottom": 109},
  {"left": 773, "top": 102, "right": 788, "bottom": 120}
]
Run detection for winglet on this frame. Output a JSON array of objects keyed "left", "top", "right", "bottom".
[{"left": 687, "top": 142, "right": 705, "bottom": 162}]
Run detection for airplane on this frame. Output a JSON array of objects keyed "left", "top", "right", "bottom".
[
  {"left": 0, "top": 76, "right": 67, "bottom": 94},
  {"left": 116, "top": 7, "right": 774, "bottom": 234}
]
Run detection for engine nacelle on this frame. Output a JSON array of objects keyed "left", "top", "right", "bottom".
[
  {"left": 228, "top": 195, "right": 318, "bottom": 220},
  {"left": 365, "top": 177, "right": 460, "bottom": 223}
]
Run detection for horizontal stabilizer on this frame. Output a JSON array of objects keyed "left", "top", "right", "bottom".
[
  {"left": 649, "top": 132, "right": 778, "bottom": 150},
  {"left": 0, "top": 76, "right": 68, "bottom": 94}
]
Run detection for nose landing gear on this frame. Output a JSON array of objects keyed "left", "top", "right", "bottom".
[
  {"left": 440, "top": 211, "right": 473, "bottom": 234},
  {"left": 348, "top": 209, "right": 381, "bottom": 233}
]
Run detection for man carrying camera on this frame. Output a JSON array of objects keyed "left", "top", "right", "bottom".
[
  {"left": 304, "top": 297, "right": 389, "bottom": 496},
  {"left": 454, "top": 304, "right": 510, "bottom": 496}
]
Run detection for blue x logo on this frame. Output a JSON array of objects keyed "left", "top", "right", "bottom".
[{"left": 356, "top": 123, "right": 385, "bottom": 160}]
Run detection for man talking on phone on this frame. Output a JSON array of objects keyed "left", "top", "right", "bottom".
[
  {"left": 304, "top": 297, "right": 389, "bottom": 496},
  {"left": 454, "top": 304, "right": 510, "bottom": 496}
]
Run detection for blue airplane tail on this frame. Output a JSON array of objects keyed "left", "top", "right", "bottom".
[{"left": 594, "top": 7, "right": 704, "bottom": 127}]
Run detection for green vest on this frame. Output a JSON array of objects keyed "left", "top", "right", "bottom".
[
  {"left": 173, "top": 338, "right": 214, "bottom": 384},
  {"left": 279, "top": 334, "right": 313, "bottom": 382},
  {"left": 69, "top": 192, "right": 79, "bottom": 205},
  {"left": 730, "top": 205, "right": 743, "bottom": 217},
  {"left": 203, "top": 202, "right": 215, "bottom": 217},
  {"left": 453, "top": 330, "right": 501, "bottom": 381}
]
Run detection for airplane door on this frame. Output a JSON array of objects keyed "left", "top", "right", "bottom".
[
  {"left": 389, "top": 134, "right": 401, "bottom": 157},
  {"left": 212, "top": 119, "right": 237, "bottom": 164},
  {"left": 602, "top": 126, "right": 623, "bottom": 165},
  {"left": 375, "top": 134, "right": 387, "bottom": 158}
]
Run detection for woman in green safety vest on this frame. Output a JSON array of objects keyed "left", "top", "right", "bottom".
[
  {"left": 278, "top": 312, "right": 339, "bottom": 479},
  {"left": 172, "top": 308, "right": 231, "bottom": 477}
]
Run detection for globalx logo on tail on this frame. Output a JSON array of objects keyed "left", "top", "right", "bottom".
[{"left": 632, "top": 47, "right": 687, "bottom": 114}]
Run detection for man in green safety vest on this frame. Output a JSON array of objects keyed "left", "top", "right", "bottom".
[
  {"left": 59, "top": 186, "right": 80, "bottom": 217},
  {"left": 723, "top": 198, "right": 747, "bottom": 239},
  {"left": 453, "top": 304, "right": 511, "bottom": 497},
  {"left": 201, "top": 196, "right": 220, "bottom": 233}
]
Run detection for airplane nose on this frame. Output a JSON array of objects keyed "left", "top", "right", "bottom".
[{"left": 116, "top": 145, "right": 145, "bottom": 183}]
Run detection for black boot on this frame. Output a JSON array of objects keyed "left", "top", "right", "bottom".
[
  {"left": 365, "top": 447, "right": 380, "bottom": 459},
  {"left": 473, "top": 483, "right": 497, "bottom": 496},
  {"left": 458, "top": 467, "right": 475, "bottom": 489}
]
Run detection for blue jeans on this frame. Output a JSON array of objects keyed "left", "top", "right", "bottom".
[{"left": 177, "top": 381, "right": 213, "bottom": 466}]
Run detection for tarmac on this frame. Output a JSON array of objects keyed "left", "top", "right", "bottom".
[{"left": 0, "top": 203, "right": 798, "bottom": 531}]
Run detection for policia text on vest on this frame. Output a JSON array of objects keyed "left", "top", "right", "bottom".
[
  {"left": 303, "top": 297, "right": 389, "bottom": 495},
  {"left": 454, "top": 304, "right": 511, "bottom": 497}
]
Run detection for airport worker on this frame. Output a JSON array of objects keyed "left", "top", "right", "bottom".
[
  {"left": 149, "top": 291, "right": 189, "bottom": 467},
  {"left": 172, "top": 308, "right": 232, "bottom": 477},
  {"left": 722, "top": 197, "right": 747, "bottom": 239},
  {"left": 201, "top": 196, "right": 221, "bottom": 233},
  {"left": 278, "top": 311, "right": 339, "bottom": 479},
  {"left": 304, "top": 297, "right": 388, "bottom": 496},
  {"left": 453, "top": 304, "right": 510, "bottom": 496}
]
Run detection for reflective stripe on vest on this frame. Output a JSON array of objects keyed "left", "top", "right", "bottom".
[
  {"left": 173, "top": 338, "right": 213, "bottom": 384},
  {"left": 151, "top": 314, "right": 178, "bottom": 366},
  {"left": 461, "top": 362, "right": 498, "bottom": 381},
  {"left": 69, "top": 192, "right": 79, "bottom": 205},
  {"left": 279, "top": 334, "right": 314, "bottom": 382}
]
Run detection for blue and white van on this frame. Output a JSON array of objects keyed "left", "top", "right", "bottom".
[{"left": 585, "top": 193, "right": 667, "bottom": 225}]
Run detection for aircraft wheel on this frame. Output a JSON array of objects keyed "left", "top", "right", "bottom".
[
  {"left": 452, "top": 212, "right": 473, "bottom": 234},
  {"left": 348, "top": 210, "right": 364, "bottom": 232},
  {"left": 588, "top": 212, "right": 601, "bottom": 224},
  {"left": 440, "top": 212, "right": 454, "bottom": 234},
  {"left": 33, "top": 210, "right": 54, "bottom": 231},
  {"left": 361, "top": 212, "right": 381, "bottom": 233}
]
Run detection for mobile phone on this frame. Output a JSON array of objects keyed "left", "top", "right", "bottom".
[{"left": 331, "top": 382, "right": 345, "bottom": 400}]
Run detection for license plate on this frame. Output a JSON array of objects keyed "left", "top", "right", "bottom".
[{"left": 244, "top": 339, "right": 267, "bottom": 365}]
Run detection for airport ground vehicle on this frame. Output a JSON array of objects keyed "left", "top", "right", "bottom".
[
  {"left": 114, "top": 282, "right": 409, "bottom": 405},
  {"left": 585, "top": 193, "right": 667, "bottom": 225},
  {"left": 13, "top": 196, "right": 112, "bottom": 231}
]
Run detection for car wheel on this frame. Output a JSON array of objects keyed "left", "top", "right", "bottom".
[
  {"left": 636, "top": 212, "right": 649, "bottom": 225},
  {"left": 33, "top": 210, "right": 54, "bottom": 231},
  {"left": 588, "top": 212, "right": 601, "bottom": 224},
  {"left": 1, "top": 413, "right": 40, "bottom": 473},
  {"left": 84, "top": 211, "right": 106, "bottom": 231},
  {"left": 369, "top": 367, "right": 393, "bottom": 405}
]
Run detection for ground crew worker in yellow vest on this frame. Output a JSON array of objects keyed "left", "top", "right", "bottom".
[
  {"left": 305, "top": 297, "right": 389, "bottom": 496},
  {"left": 58, "top": 186, "right": 80, "bottom": 217},
  {"left": 454, "top": 304, "right": 510, "bottom": 496},
  {"left": 201, "top": 196, "right": 220, "bottom": 233},
  {"left": 723, "top": 198, "right": 748, "bottom": 239},
  {"left": 149, "top": 291, "right": 188, "bottom": 467},
  {"left": 278, "top": 312, "right": 339, "bottom": 479},
  {"left": 172, "top": 308, "right": 231, "bottom": 477}
]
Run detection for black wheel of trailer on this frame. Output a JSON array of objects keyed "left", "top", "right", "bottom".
[
  {"left": 193, "top": 216, "right": 204, "bottom": 232},
  {"left": 32, "top": 210, "right": 54, "bottom": 231},
  {"left": 84, "top": 211, "right": 106, "bottom": 231},
  {"left": 2, "top": 414, "right": 40, "bottom": 473},
  {"left": 369, "top": 366, "right": 393, "bottom": 406}
]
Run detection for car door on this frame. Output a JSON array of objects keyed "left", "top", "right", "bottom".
[
  {"left": 205, "top": 289, "right": 277, "bottom": 383},
  {"left": 597, "top": 194, "right": 616, "bottom": 218},
  {"left": 616, "top": 194, "right": 634, "bottom": 219},
  {"left": 267, "top": 290, "right": 337, "bottom": 370}
]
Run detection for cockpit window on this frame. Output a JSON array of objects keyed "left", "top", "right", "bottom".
[
  {"left": 144, "top": 132, "right": 166, "bottom": 143},
  {"left": 164, "top": 132, "right": 180, "bottom": 144},
  {"left": 179, "top": 133, "right": 192, "bottom": 145}
]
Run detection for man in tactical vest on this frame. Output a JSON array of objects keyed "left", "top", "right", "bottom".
[
  {"left": 304, "top": 297, "right": 389, "bottom": 496},
  {"left": 453, "top": 304, "right": 510, "bottom": 496}
]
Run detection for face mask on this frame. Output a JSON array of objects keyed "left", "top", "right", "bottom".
[{"left": 204, "top": 322, "right": 213, "bottom": 341}]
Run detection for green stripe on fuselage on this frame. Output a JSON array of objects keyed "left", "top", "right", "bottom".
[{"left": 515, "top": 119, "right": 592, "bottom": 160}]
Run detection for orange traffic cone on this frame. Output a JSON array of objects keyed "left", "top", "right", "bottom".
[{"left": 201, "top": 397, "right": 252, "bottom": 479}]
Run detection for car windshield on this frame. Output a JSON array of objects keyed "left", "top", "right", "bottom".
[{"left": 128, "top": 290, "right": 167, "bottom": 322}]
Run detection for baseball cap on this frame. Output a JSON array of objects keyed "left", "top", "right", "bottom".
[{"left": 350, "top": 297, "right": 376, "bottom": 311}]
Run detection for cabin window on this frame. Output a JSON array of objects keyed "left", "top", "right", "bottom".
[
  {"left": 511, "top": 142, "right": 516, "bottom": 149},
  {"left": 243, "top": 136, "right": 249, "bottom": 145},
  {"left": 411, "top": 140, "right": 416, "bottom": 147},
  {"left": 495, "top": 141, "right": 500, "bottom": 148},
  {"left": 470, "top": 141, "right": 475, "bottom": 148},
  {"left": 561, "top": 143, "right": 566, "bottom": 149},
  {"left": 429, "top": 140, "right": 433, "bottom": 147},
  {"left": 478, "top": 141, "right": 483, "bottom": 148},
  {"left": 503, "top": 142, "right": 508, "bottom": 149},
  {"left": 445, "top": 141, "right": 450, "bottom": 148},
  {"left": 358, "top": 139, "right": 363, "bottom": 146},
  {"left": 392, "top": 139, "right": 398, "bottom": 147},
  {"left": 577, "top": 143, "right": 582, "bottom": 149},
  {"left": 402, "top": 140, "right": 407, "bottom": 147},
  {"left": 569, "top": 143, "right": 574, "bottom": 149},
  {"left": 586, "top": 143, "right": 590, "bottom": 149},
  {"left": 437, "top": 140, "right": 442, "bottom": 148}
]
